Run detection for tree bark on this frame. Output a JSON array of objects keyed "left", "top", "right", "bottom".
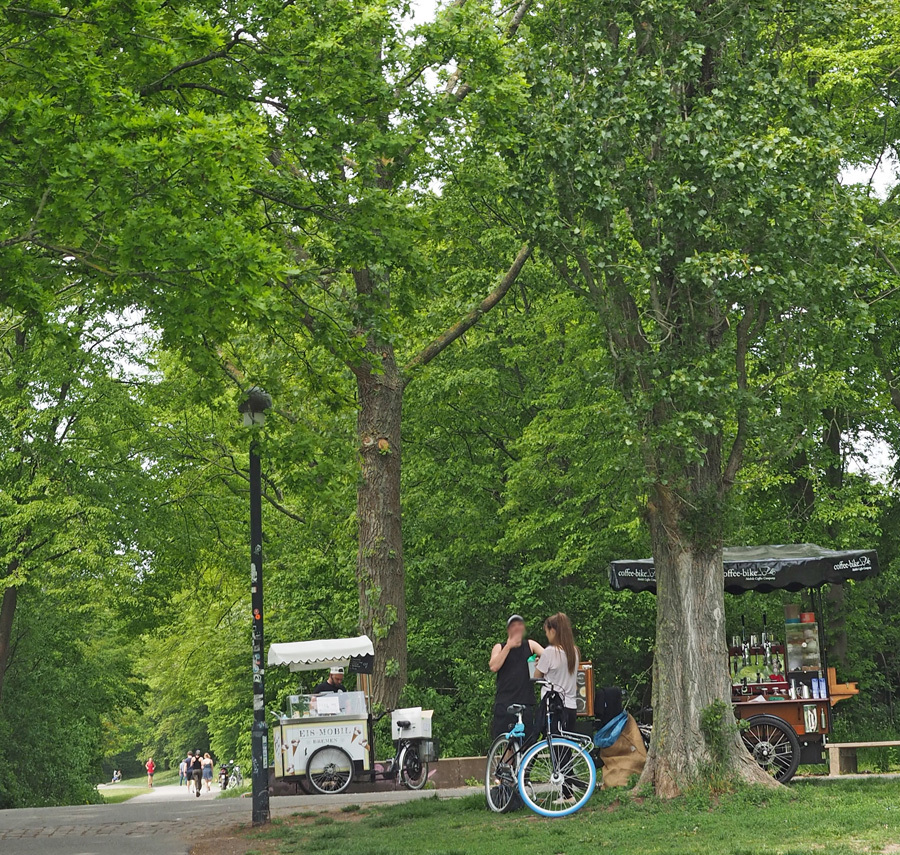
[
  {"left": 823, "top": 408, "right": 848, "bottom": 667},
  {"left": 351, "top": 248, "right": 532, "bottom": 708},
  {"left": 0, "top": 584, "right": 19, "bottom": 703},
  {"left": 637, "top": 484, "right": 777, "bottom": 796},
  {"left": 353, "top": 278, "right": 406, "bottom": 708}
]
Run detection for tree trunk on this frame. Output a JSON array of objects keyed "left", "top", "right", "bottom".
[
  {"left": 823, "top": 408, "right": 848, "bottom": 667},
  {"left": 638, "top": 485, "right": 776, "bottom": 796},
  {"left": 355, "top": 342, "right": 406, "bottom": 709},
  {"left": 0, "top": 584, "right": 19, "bottom": 703},
  {"left": 347, "top": 249, "right": 530, "bottom": 709}
]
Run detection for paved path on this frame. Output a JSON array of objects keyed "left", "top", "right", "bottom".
[{"left": 0, "top": 785, "right": 480, "bottom": 855}]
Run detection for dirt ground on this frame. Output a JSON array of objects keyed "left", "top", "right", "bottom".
[
  {"left": 191, "top": 824, "right": 277, "bottom": 855},
  {"left": 190, "top": 809, "right": 366, "bottom": 855}
]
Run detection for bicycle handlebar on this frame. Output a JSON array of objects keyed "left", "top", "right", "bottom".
[{"left": 533, "top": 678, "right": 566, "bottom": 697}]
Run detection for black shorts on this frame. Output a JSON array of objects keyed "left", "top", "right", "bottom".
[{"left": 491, "top": 703, "right": 535, "bottom": 740}]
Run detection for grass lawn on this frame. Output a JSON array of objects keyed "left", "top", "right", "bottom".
[
  {"left": 218, "top": 784, "right": 252, "bottom": 799},
  {"left": 245, "top": 780, "right": 900, "bottom": 855}
]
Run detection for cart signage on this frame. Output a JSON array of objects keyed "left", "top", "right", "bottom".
[
  {"left": 609, "top": 544, "right": 880, "bottom": 595},
  {"left": 832, "top": 554, "right": 873, "bottom": 573},
  {"left": 725, "top": 565, "right": 778, "bottom": 584},
  {"left": 274, "top": 718, "right": 371, "bottom": 777}
]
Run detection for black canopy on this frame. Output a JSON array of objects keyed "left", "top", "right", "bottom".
[{"left": 608, "top": 544, "right": 879, "bottom": 595}]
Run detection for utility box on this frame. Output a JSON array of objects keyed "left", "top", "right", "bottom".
[{"left": 391, "top": 707, "right": 433, "bottom": 740}]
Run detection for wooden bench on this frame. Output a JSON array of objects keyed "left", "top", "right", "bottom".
[{"left": 827, "top": 741, "right": 900, "bottom": 776}]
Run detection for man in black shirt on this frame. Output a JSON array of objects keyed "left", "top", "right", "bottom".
[
  {"left": 489, "top": 614, "right": 544, "bottom": 738},
  {"left": 189, "top": 750, "right": 203, "bottom": 797},
  {"left": 311, "top": 666, "right": 346, "bottom": 694}
]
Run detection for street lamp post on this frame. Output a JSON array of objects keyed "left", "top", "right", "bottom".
[{"left": 239, "top": 386, "right": 273, "bottom": 826}]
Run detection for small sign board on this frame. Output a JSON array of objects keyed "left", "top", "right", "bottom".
[
  {"left": 348, "top": 653, "right": 374, "bottom": 674},
  {"left": 316, "top": 695, "right": 341, "bottom": 715}
]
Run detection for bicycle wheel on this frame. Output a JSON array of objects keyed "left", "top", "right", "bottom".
[
  {"left": 306, "top": 746, "right": 354, "bottom": 795},
  {"left": 517, "top": 738, "right": 596, "bottom": 818},
  {"left": 398, "top": 744, "right": 428, "bottom": 790},
  {"left": 485, "top": 736, "right": 521, "bottom": 813}
]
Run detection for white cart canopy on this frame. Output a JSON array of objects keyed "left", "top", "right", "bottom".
[{"left": 267, "top": 635, "right": 374, "bottom": 672}]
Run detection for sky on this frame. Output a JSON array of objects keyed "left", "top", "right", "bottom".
[{"left": 409, "top": 0, "right": 439, "bottom": 22}]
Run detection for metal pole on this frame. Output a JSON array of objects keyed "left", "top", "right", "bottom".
[{"left": 250, "top": 437, "right": 270, "bottom": 825}]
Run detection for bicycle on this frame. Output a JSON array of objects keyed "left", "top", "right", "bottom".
[
  {"left": 485, "top": 703, "right": 531, "bottom": 813},
  {"left": 305, "top": 712, "right": 433, "bottom": 795},
  {"left": 227, "top": 763, "right": 243, "bottom": 789},
  {"left": 386, "top": 715, "right": 430, "bottom": 790},
  {"left": 486, "top": 682, "right": 597, "bottom": 818}
]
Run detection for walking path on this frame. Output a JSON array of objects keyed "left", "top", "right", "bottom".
[{"left": 0, "top": 783, "right": 480, "bottom": 855}]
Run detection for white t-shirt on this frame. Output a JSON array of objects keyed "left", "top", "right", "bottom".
[{"left": 536, "top": 645, "right": 579, "bottom": 709}]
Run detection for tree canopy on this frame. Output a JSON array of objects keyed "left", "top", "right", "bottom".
[{"left": 2, "top": 0, "right": 900, "bottom": 806}]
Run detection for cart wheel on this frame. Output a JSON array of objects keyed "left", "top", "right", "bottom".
[
  {"left": 306, "top": 746, "right": 354, "bottom": 795},
  {"left": 398, "top": 744, "right": 428, "bottom": 790},
  {"left": 742, "top": 714, "right": 801, "bottom": 783}
]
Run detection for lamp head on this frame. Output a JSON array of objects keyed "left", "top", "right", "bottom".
[{"left": 239, "top": 386, "right": 273, "bottom": 426}]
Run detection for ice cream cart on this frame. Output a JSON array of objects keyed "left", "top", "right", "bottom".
[
  {"left": 268, "top": 635, "right": 436, "bottom": 794},
  {"left": 609, "top": 544, "right": 880, "bottom": 783}
]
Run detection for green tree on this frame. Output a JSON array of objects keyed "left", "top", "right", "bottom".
[
  {"left": 132, "top": 0, "right": 540, "bottom": 705},
  {"left": 500, "top": 0, "right": 871, "bottom": 793},
  {"left": 0, "top": 301, "right": 150, "bottom": 803}
]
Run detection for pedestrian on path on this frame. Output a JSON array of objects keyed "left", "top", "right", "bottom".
[
  {"left": 178, "top": 756, "right": 188, "bottom": 787},
  {"left": 202, "top": 753, "right": 214, "bottom": 792},
  {"left": 190, "top": 750, "right": 204, "bottom": 797},
  {"left": 145, "top": 757, "right": 156, "bottom": 788}
]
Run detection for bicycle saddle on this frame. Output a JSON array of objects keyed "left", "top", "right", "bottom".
[
  {"left": 506, "top": 704, "right": 526, "bottom": 715},
  {"left": 396, "top": 720, "right": 411, "bottom": 728}
]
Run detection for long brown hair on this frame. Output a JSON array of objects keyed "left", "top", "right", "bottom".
[{"left": 544, "top": 612, "right": 578, "bottom": 673}]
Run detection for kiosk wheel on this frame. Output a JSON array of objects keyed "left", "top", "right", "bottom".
[
  {"left": 742, "top": 714, "right": 801, "bottom": 783},
  {"left": 398, "top": 744, "right": 428, "bottom": 790},
  {"left": 306, "top": 746, "right": 354, "bottom": 795}
]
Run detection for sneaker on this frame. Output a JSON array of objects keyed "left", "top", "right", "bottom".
[{"left": 555, "top": 796, "right": 578, "bottom": 806}]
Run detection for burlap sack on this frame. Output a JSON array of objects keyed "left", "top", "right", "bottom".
[{"left": 598, "top": 712, "right": 647, "bottom": 788}]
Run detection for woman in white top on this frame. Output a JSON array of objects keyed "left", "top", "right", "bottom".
[
  {"left": 533, "top": 612, "right": 580, "bottom": 802},
  {"left": 534, "top": 612, "right": 579, "bottom": 729}
]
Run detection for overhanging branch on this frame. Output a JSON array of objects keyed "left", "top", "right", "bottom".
[
  {"left": 139, "top": 31, "right": 246, "bottom": 96},
  {"left": 403, "top": 243, "right": 532, "bottom": 379}
]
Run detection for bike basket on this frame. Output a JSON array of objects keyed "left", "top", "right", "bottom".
[{"left": 419, "top": 739, "right": 440, "bottom": 763}]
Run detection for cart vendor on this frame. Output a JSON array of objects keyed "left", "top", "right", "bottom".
[
  {"left": 489, "top": 614, "right": 544, "bottom": 737},
  {"left": 311, "top": 666, "right": 346, "bottom": 694}
]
